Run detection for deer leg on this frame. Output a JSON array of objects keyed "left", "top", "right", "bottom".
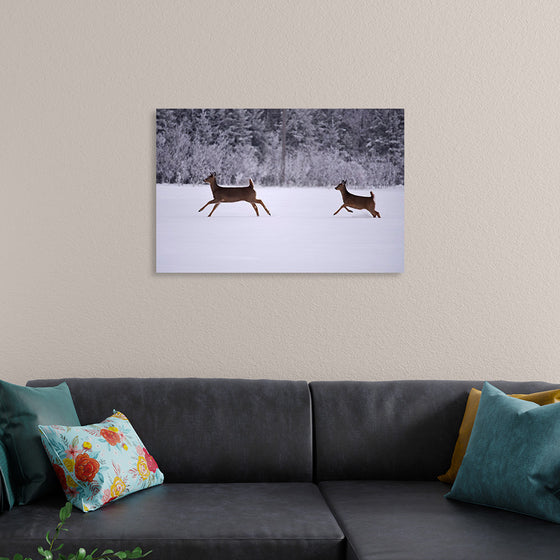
[
  {"left": 207, "top": 203, "right": 220, "bottom": 217},
  {"left": 333, "top": 204, "right": 346, "bottom": 215},
  {"left": 255, "top": 200, "right": 271, "bottom": 216},
  {"left": 199, "top": 199, "right": 217, "bottom": 212},
  {"left": 344, "top": 207, "right": 353, "bottom": 213},
  {"left": 250, "top": 202, "right": 260, "bottom": 216}
]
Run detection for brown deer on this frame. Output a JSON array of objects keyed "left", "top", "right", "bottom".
[
  {"left": 198, "top": 173, "right": 271, "bottom": 217},
  {"left": 333, "top": 180, "right": 381, "bottom": 218}
]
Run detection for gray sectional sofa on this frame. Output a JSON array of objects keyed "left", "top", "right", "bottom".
[{"left": 1, "top": 377, "right": 560, "bottom": 559}]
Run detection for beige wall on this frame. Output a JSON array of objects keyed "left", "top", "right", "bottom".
[{"left": 2, "top": 1, "right": 559, "bottom": 384}]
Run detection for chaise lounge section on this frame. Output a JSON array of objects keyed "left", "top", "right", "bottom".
[{"left": 310, "top": 380, "right": 560, "bottom": 560}]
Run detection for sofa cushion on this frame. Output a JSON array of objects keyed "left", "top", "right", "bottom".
[
  {"left": 27, "top": 378, "right": 313, "bottom": 483},
  {"left": 446, "top": 382, "right": 560, "bottom": 523},
  {"left": 310, "top": 380, "right": 560, "bottom": 480},
  {"left": 0, "top": 483, "right": 345, "bottom": 560},
  {"left": 320, "top": 480, "right": 560, "bottom": 560},
  {"left": 39, "top": 411, "right": 164, "bottom": 512},
  {"left": 0, "top": 380, "right": 80, "bottom": 505},
  {"left": 438, "top": 386, "right": 560, "bottom": 484}
]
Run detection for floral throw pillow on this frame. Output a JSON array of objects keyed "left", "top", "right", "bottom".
[{"left": 39, "top": 411, "right": 164, "bottom": 512}]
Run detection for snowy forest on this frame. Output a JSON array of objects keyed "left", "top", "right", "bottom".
[{"left": 156, "top": 109, "right": 404, "bottom": 187}]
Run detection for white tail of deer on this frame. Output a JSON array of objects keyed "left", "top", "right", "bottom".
[
  {"left": 199, "top": 173, "right": 271, "bottom": 217},
  {"left": 333, "top": 180, "right": 381, "bottom": 218}
]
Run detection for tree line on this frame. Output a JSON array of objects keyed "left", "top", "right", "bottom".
[{"left": 156, "top": 109, "right": 404, "bottom": 187}]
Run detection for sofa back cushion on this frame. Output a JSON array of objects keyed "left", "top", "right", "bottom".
[
  {"left": 310, "top": 380, "right": 560, "bottom": 481},
  {"left": 27, "top": 378, "right": 313, "bottom": 483}
]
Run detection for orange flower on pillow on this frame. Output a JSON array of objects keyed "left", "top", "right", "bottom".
[
  {"left": 53, "top": 464, "right": 68, "bottom": 492},
  {"left": 100, "top": 428, "right": 121, "bottom": 446},
  {"left": 74, "top": 453, "right": 100, "bottom": 482},
  {"left": 143, "top": 448, "right": 158, "bottom": 473}
]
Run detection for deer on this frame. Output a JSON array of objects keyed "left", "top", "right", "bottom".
[
  {"left": 198, "top": 173, "right": 271, "bottom": 217},
  {"left": 333, "top": 180, "right": 381, "bottom": 218}
]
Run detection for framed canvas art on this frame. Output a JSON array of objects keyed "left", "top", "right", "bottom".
[{"left": 156, "top": 109, "right": 404, "bottom": 273}]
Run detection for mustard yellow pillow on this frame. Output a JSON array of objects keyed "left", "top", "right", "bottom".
[{"left": 438, "top": 387, "right": 560, "bottom": 484}]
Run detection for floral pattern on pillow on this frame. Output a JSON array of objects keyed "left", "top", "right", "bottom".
[{"left": 39, "top": 411, "right": 164, "bottom": 512}]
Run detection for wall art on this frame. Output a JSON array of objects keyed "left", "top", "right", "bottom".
[{"left": 156, "top": 109, "right": 404, "bottom": 273}]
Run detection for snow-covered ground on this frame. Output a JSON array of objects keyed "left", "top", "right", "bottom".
[{"left": 156, "top": 184, "right": 404, "bottom": 273}]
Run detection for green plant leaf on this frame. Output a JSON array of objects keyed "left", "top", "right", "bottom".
[
  {"left": 59, "top": 502, "right": 72, "bottom": 522},
  {"left": 14, "top": 554, "right": 23, "bottom": 560},
  {"left": 38, "top": 548, "right": 54, "bottom": 560},
  {"left": 100, "top": 552, "right": 114, "bottom": 556},
  {"left": 114, "top": 553, "right": 127, "bottom": 559},
  {"left": 64, "top": 502, "right": 73, "bottom": 518}
]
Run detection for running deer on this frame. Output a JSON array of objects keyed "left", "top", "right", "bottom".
[
  {"left": 199, "top": 173, "right": 271, "bottom": 217},
  {"left": 333, "top": 180, "right": 381, "bottom": 218}
]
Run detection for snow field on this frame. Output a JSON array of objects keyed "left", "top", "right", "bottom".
[{"left": 156, "top": 185, "right": 404, "bottom": 273}]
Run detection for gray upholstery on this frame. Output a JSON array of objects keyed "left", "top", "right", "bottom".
[
  {"left": 310, "top": 380, "right": 559, "bottom": 480},
  {"left": 0, "top": 483, "right": 345, "bottom": 560},
  {"left": 27, "top": 378, "right": 313, "bottom": 482},
  {"left": 6, "top": 377, "right": 558, "bottom": 560},
  {"left": 320, "top": 480, "right": 560, "bottom": 560}
]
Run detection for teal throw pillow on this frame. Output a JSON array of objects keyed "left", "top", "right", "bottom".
[
  {"left": 39, "top": 411, "right": 164, "bottom": 512},
  {"left": 446, "top": 382, "right": 560, "bottom": 523},
  {"left": 0, "top": 440, "right": 15, "bottom": 511},
  {"left": 0, "top": 380, "right": 80, "bottom": 505}
]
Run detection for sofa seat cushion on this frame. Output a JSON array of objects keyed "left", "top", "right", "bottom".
[
  {"left": 319, "top": 481, "right": 560, "bottom": 560},
  {"left": 0, "top": 483, "right": 344, "bottom": 560}
]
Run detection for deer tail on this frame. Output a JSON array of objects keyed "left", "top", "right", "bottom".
[
  {"left": 370, "top": 191, "right": 374, "bottom": 199},
  {"left": 249, "top": 178, "right": 255, "bottom": 189}
]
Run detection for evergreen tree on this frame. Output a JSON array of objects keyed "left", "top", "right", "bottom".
[{"left": 156, "top": 108, "right": 404, "bottom": 187}]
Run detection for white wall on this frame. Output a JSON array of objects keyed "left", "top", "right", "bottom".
[{"left": 2, "top": 1, "right": 559, "bottom": 384}]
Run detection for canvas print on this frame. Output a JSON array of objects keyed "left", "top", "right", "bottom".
[{"left": 156, "top": 109, "right": 404, "bottom": 273}]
